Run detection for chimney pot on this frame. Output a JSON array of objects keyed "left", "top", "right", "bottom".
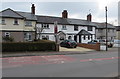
[
  {"left": 62, "top": 10, "right": 68, "bottom": 18},
  {"left": 31, "top": 4, "right": 35, "bottom": 14},
  {"left": 87, "top": 13, "right": 92, "bottom": 22}
]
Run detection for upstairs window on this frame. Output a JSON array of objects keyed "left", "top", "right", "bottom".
[
  {"left": 74, "top": 25, "right": 78, "bottom": 31},
  {"left": 62, "top": 25, "right": 67, "bottom": 30},
  {"left": 0, "top": 18, "right": 6, "bottom": 25},
  {"left": 112, "top": 29, "right": 115, "bottom": 32},
  {"left": 108, "top": 29, "right": 110, "bottom": 32},
  {"left": 14, "top": 19, "right": 19, "bottom": 25},
  {"left": 98, "top": 29, "right": 102, "bottom": 33},
  {"left": 25, "top": 21, "right": 32, "bottom": 26},
  {"left": 42, "top": 24, "right": 49, "bottom": 29},
  {"left": 87, "top": 27, "right": 93, "bottom": 31}
]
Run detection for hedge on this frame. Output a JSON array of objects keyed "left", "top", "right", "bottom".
[{"left": 2, "top": 41, "right": 56, "bottom": 52}]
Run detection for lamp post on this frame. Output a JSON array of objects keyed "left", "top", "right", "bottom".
[{"left": 105, "top": 6, "right": 108, "bottom": 51}]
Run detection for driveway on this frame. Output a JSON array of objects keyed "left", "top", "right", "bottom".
[{"left": 59, "top": 46, "right": 95, "bottom": 52}]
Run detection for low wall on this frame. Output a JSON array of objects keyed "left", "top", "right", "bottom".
[{"left": 77, "top": 43, "right": 100, "bottom": 51}]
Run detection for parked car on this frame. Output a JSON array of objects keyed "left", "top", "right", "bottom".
[
  {"left": 88, "top": 39, "right": 113, "bottom": 47},
  {"left": 88, "top": 40, "right": 98, "bottom": 44},
  {"left": 113, "top": 40, "right": 120, "bottom": 47},
  {"left": 60, "top": 40, "right": 77, "bottom": 48}
]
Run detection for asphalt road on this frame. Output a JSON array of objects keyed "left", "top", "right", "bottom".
[{"left": 2, "top": 48, "right": 119, "bottom": 77}]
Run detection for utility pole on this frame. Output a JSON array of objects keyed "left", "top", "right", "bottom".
[{"left": 105, "top": 6, "right": 108, "bottom": 51}]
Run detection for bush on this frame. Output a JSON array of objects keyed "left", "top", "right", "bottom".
[
  {"left": 2, "top": 36, "right": 14, "bottom": 42},
  {"left": 2, "top": 41, "right": 56, "bottom": 52},
  {"left": 33, "top": 39, "right": 54, "bottom": 43}
]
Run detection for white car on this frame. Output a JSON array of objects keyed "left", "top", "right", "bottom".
[
  {"left": 113, "top": 40, "right": 120, "bottom": 47},
  {"left": 96, "top": 39, "right": 114, "bottom": 47}
]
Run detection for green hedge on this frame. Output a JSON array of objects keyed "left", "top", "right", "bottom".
[{"left": 2, "top": 41, "right": 56, "bottom": 52}]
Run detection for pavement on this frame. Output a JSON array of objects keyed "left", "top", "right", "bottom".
[{"left": 1, "top": 47, "right": 118, "bottom": 58}]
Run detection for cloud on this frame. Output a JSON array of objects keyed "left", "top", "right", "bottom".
[{"left": 0, "top": 2, "right": 118, "bottom": 25}]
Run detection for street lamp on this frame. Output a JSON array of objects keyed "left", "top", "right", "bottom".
[{"left": 105, "top": 6, "right": 108, "bottom": 51}]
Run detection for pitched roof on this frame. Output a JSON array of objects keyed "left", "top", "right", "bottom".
[
  {"left": 67, "top": 18, "right": 96, "bottom": 26},
  {"left": 115, "top": 26, "right": 120, "bottom": 31},
  {"left": 36, "top": 15, "right": 69, "bottom": 24},
  {"left": 36, "top": 15, "right": 96, "bottom": 26},
  {"left": 0, "top": 8, "right": 24, "bottom": 19},
  {"left": 57, "top": 31, "right": 66, "bottom": 35},
  {"left": 17, "top": 11, "right": 37, "bottom": 21},
  {"left": 93, "top": 22, "right": 115, "bottom": 29},
  {"left": 0, "top": 8, "right": 37, "bottom": 21},
  {"left": 77, "top": 29, "right": 92, "bottom": 35},
  {"left": 0, "top": 8, "right": 115, "bottom": 29}
]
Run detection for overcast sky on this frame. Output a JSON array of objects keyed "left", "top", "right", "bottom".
[{"left": 0, "top": 0, "right": 119, "bottom": 26}]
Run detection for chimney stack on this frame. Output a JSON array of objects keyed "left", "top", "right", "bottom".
[
  {"left": 87, "top": 13, "right": 92, "bottom": 22},
  {"left": 31, "top": 4, "right": 35, "bottom": 14},
  {"left": 62, "top": 10, "right": 68, "bottom": 18}
]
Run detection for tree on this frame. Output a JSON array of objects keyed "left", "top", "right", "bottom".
[{"left": 35, "top": 26, "right": 44, "bottom": 40}]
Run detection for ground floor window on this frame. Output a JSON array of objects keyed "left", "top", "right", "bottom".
[
  {"left": 88, "top": 35, "right": 91, "bottom": 40},
  {"left": 24, "top": 33, "right": 32, "bottom": 41},
  {"left": 83, "top": 35, "right": 86, "bottom": 40},
  {"left": 42, "top": 35, "right": 49, "bottom": 40},
  {"left": 5, "top": 32, "right": 10, "bottom": 37},
  {"left": 60, "top": 37, "right": 64, "bottom": 40},
  {"left": 68, "top": 36, "right": 72, "bottom": 40}
]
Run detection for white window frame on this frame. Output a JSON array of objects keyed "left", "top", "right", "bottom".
[
  {"left": 74, "top": 25, "right": 78, "bottom": 31},
  {"left": 98, "top": 29, "right": 102, "bottom": 33},
  {"left": 5, "top": 32, "right": 10, "bottom": 37},
  {"left": 14, "top": 19, "right": 19, "bottom": 25},
  {"left": 108, "top": 29, "right": 110, "bottom": 33},
  {"left": 0, "top": 18, "right": 6, "bottom": 25},
  {"left": 25, "top": 21, "right": 32, "bottom": 26},
  {"left": 24, "top": 33, "right": 32, "bottom": 41},
  {"left": 42, "top": 35, "right": 49, "bottom": 40},
  {"left": 87, "top": 26, "right": 93, "bottom": 31},
  {"left": 42, "top": 24, "right": 49, "bottom": 29},
  {"left": 62, "top": 25, "right": 67, "bottom": 30},
  {"left": 112, "top": 29, "right": 115, "bottom": 32}
]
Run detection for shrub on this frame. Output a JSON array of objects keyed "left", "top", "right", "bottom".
[
  {"left": 2, "top": 36, "right": 14, "bottom": 42},
  {"left": 2, "top": 41, "right": 56, "bottom": 52}
]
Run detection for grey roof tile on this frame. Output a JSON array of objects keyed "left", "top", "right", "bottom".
[
  {"left": 67, "top": 18, "right": 96, "bottom": 26},
  {"left": 77, "top": 29, "right": 92, "bottom": 35},
  {"left": 36, "top": 15, "right": 96, "bottom": 27},
  {"left": 0, "top": 8, "right": 37, "bottom": 20},
  {"left": 0, "top": 8, "right": 115, "bottom": 29},
  {"left": 17, "top": 11, "right": 37, "bottom": 21},
  {"left": 36, "top": 15, "right": 68, "bottom": 24},
  {"left": 93, "top": 22, "right": 115, "bottom": 29},
  {"left": 115, "top": 26, "right": 120, "bottom": 31},
  {"left": 0, "top": 8, "right": 24, "bottom": 18}
]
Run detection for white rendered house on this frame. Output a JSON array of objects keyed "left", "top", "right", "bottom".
[{"left": 36, "top": 11, "right": 96, "bottom": 43}]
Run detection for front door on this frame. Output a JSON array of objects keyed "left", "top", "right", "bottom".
[
  {"left": 74, "top": 35, "right": 77, "bottom": 42},
  {"left": 79, "top": 35, "right": 81, "bottom": 43}
]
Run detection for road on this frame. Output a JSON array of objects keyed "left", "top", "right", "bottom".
[{"left": 1, "top": 48, "right": 119, "bottom": 77}]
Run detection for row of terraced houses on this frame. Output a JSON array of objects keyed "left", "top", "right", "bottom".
[{"left": 0, "top": 4, "right": 116, "bottom": 43}]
